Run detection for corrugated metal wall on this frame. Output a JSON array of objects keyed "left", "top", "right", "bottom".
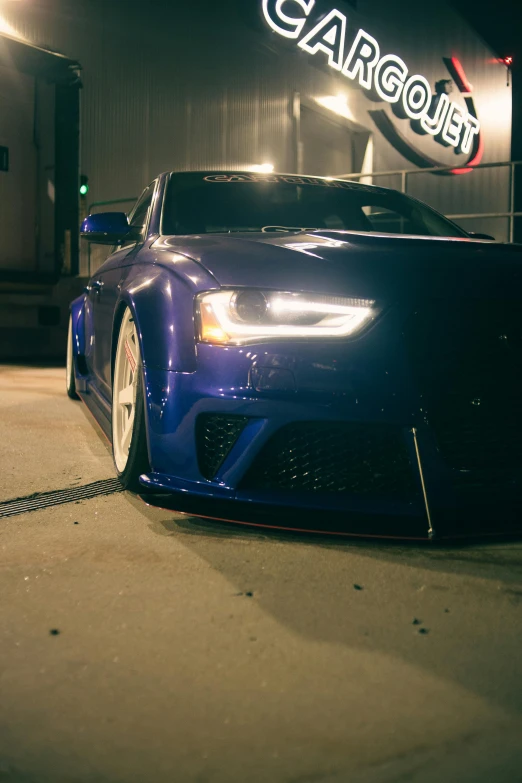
[{"left": 1, "top": 0, "right": 512, "bottom": 251}]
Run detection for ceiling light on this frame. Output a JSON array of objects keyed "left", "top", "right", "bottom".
[
  {"left": 249, "top": 163, "right": 275, "bottom": 173},
  {"left": 0, "top": 14, "right": 23, "bottom": 38},
  {"left": 315, "top": 95, "right": 355, "bottom": 122}
]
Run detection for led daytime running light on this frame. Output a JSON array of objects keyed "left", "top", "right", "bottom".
[{"left": 198, "top": 290, "right": 376, "bottom": 345}]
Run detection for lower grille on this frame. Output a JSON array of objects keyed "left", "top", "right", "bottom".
[
  {"left": 196, "top": 414, "right": 248, "bottom": 480},
  {"left": 404, "top": 301, "right": 522, "bottom": 486},
  {"left": 241, "top": 421, "right": 417, "bottom": 498}
]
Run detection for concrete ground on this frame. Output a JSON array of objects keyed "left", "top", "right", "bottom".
[{"left": 1, "top": 365, "right": 522, "bottom": 783}]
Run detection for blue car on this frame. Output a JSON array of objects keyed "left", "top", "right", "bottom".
[{"left": 69, "top": 171, "right": 522, "bottom": 539}]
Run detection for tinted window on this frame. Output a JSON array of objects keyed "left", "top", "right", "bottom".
[
  {"left": 126, "top": 184, "right": 155, "bottom": 243},
  {"left": 162, "top": 173, "right": 466, "bottom": 238}
]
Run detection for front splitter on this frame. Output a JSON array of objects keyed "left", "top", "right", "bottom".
[
  {"left": 138, "top": 492, "right": 432, "bottom": 540},
  {"left": 138, "top": 490, "right": 522, "bottom": 542}
]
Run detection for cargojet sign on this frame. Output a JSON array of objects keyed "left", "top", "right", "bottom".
[{"left": 262, "top": 0, "right": 481, "bottom": 160}]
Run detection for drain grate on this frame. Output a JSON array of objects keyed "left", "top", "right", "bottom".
[{"left": 0, "top": 478, "right": 124, "bottom": 519}]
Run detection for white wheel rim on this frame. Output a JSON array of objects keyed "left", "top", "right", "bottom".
[
  {"left": 112, "top": 309, "right": 140, "bottom": 473},
  {"left": 66, "top": 316, "right": 73, "bottom": 391}
]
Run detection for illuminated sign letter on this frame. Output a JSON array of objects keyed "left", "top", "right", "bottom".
[
  {"left": 420, "top": 93, "right": 450, "bottom": 135},
  {"left": 260, "top": 1, "right": 481, "bottom": 164},
  {"left": 374, "top": 54, "right": 407, "bottom": 103},
  {"left": 262, "top": 0, "right": 315, "bottom": 39},
  {"left": 442, "top": 102, "right": 465, "bottom": 147},
  {"left": 298, "top": 9, "right": 347, "bottom": 71},
  {"left": 342, "top": 29, "right": 380, "bottom": 90},
  {"left": 402, "top": 75, "right": 432, "bottom": 119},
  {"left": 459, "top": 114, "right": 480, "bottom": 154}
]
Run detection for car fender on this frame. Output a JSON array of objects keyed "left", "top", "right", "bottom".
[
  {"left": 70, "top": 293, "right": 87, "bottom": 364},
  {"left": 115, "top": 265, "right": 201, "bottom": 374}
]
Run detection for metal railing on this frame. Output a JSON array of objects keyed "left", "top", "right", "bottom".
[
  {"left": 87, "top": 196, "right": 138, "bottom": 215},
  {"left": 338, "top": 159, "right": 522, "bottom": 243}
]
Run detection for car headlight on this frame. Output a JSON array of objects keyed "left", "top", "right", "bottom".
[{"left": 196, "top": 289, "right": 378, "bottom": 345}]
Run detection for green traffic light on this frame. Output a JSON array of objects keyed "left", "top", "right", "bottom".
[{"left": 80, "top": 184, "right": 89, "bottom": 196}]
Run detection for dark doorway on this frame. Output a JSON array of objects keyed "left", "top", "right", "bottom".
[
  {"left": 300, "top": 103, "right": 371, "bottom": 179},
  {"left": 0, "top": 33, "right": 81, "bottom": 281},
  {"left": 0, "top": 62, "right": 38, "bottom": 275}
]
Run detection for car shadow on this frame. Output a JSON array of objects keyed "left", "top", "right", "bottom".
[{"left": 127, "top": 492, "right": 522, "bottom": 718}]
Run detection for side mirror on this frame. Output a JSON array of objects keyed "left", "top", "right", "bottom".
[
  {"left": 467, "top": 231, "right": 495, "bottom": 241},
  {"left": 81, "top": 212, "right": 133, "bottom": 245}
]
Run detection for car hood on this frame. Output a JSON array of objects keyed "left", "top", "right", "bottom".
[{"left": 154, "top": 231, "right": 522, "bottom": 302}]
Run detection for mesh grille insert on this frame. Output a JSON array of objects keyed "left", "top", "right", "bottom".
[
  {"left": 241, "top": 421, "right": 417, "bottom": 498},
  {"left": 196, "top": 414, "right": 249, "bottom": 480}
]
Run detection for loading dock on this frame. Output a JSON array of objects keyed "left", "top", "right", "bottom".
[{"left": 0, "top": 32, "right": 81, "bottom": 281}]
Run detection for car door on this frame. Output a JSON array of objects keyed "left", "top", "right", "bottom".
[{"left": 89, "top": 184, "right": 156, "bottom": 399}]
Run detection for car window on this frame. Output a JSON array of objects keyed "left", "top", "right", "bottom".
[
  {"left": 162, "top": 174, "right": 467, "bottom": 238},
  {"left": 362, "top": 206, "right": 412, "bottom": 234},
  {"left": 122, "top": 184, "right": 155, "bottom": 246}
]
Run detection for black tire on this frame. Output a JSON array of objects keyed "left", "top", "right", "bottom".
[
  {"left": 111, "top": 311, "right": 151, "bottom": 492},
  {"left": 66, "top": 315, "right": 80, "bottom": 400}
]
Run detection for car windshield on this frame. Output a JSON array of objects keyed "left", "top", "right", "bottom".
[{"left": 162, "top": 173, "right": 467, "bottom": 238}]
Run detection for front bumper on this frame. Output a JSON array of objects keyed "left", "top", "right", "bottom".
[{"left": 140, "top": 322, "right": 522, "bottom": 539}]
